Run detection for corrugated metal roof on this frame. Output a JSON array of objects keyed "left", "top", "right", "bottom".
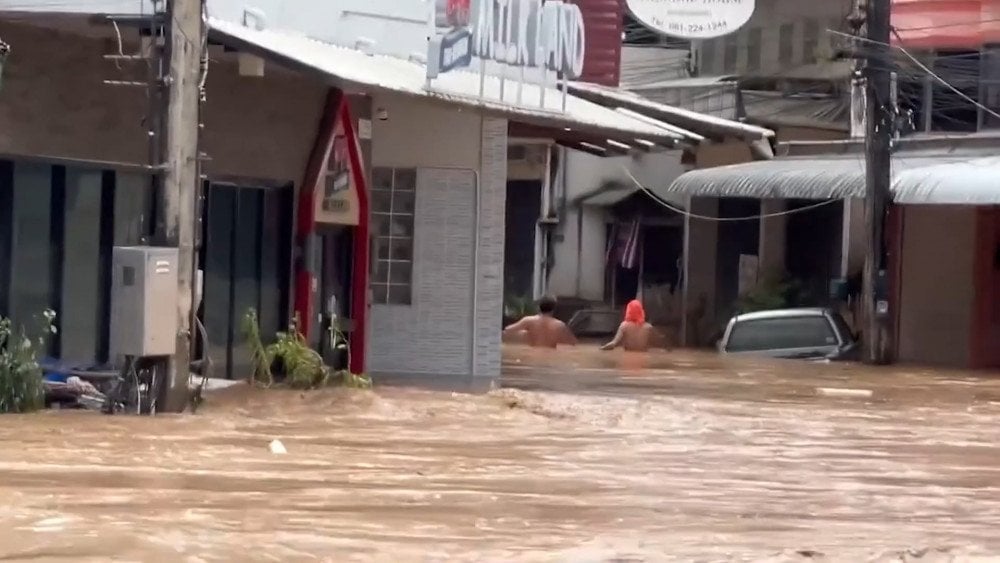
[
  {"left": 894, "top": 155, "right": 1000, "bottom": 204},
  {"left": 207, "top": 18, "right": 680, "bottom": 146},
  {"left": 576, "top": 0, "right": 624, "bottom": 86},
  {"left": 568, "top": 81, "right": 773, "bottom": 142},
  {"left": 664, "top": 150, "right": 1000, "bottom": 203},
  {"left": 580, "top": 186, "right": 638, "bottom": 206}
]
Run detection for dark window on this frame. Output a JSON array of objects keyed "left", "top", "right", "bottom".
[
  {"left": 803, "top": 19, "right": 820, "bottom": 64},
  {"left": 779, "top": 23, "right": 795, "bottom": 65},
  {"left": 746, "top": 28, "right": 762, "bottom": 72},
  {"left": 726, "top": 316, "right": 838, "bottom": 352},
  {"left": 723, "top": 36, "right": 738, "bottom": 73},
  {"left": 981, "top": 46, "right": 1000, "bottom": 129},
  {"left": 699, "top": 39, "right": 717, "bottom": 74}
]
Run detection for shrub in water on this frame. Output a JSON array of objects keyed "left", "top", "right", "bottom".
[
  {"left": 243, "top": 309, "right": 370, "bottom": 390},
  {"left": 0, "top": 310, "right": 56, "bottom": 414}
]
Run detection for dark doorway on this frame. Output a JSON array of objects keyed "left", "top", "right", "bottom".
[
  {"left": 200, "top": 182, "right": 293, "bottom": 380},
  {"left": 715, "top": 198, "right": 761, "bottom": 319},
  {"left": 504, "top": 180, "right": 542, "bottom": 299},
  {"left": 785, "top": 198, "right": 844, "bottom": 305},
  {"left": 318, "top": 225, "right": 354, "bottom": 370}
]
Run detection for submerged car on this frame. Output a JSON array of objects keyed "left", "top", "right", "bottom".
[{"left": 717, "top": 307, "right": 860, "bottom": 361}]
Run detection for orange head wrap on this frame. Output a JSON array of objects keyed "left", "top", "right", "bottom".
[{"left": 624, "top": 299, "right": 645, "bottom": 324}]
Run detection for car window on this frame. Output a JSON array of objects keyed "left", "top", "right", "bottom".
[
  {"left": 726, "top": 316, "right": 838, "bottom": 352},
  {"left": 828, "top": 311, "right": 855, "bottom": 342}
]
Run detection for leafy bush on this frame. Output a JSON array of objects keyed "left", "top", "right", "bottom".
[
  {"left": 0, "top": 310, "right": 56, "bottom": 414},
  {"left": 735, "top": 276, "right": 803, "bottom": 314},
  {"left": 242, "top": 309, "right": 370, "bottom": 390},
  {"left": 504, "top": 293, "right": 534, "bottom": 319}
]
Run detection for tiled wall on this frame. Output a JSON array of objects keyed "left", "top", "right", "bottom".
[{"left": 367, "top": 94, "right": 508, "bottom": 377}]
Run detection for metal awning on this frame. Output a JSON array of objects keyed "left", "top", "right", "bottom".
[
  {"left": 578, "top": 185, "right": 639, "bottom": 207},
  {"left": 894, "top": 156, "right": 1000, "bottom": 204},
  {"left": 207, "top": 18, "right": 681, "bottom": 149},
  {"left": 567, "top": 80, "right": 774, "bottom": 143},
  {"left": 664, "top": 150, "right": 1000, "bottom": 203}
]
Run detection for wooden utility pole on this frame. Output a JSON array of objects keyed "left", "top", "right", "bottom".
[
  {"left": 156, "top": 0, "right": 204, "bottom": 411},
  {"left": 862, "top": 0, "right": 894, "bottom": 364}
]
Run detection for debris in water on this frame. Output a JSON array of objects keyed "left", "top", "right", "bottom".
[
  {"left": 817, "top": 387, "right": 873, "bottom": 398},
  {"left": 268, "top": 439, "right": 287, "bottom": 455}
]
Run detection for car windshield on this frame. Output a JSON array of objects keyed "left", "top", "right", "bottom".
[{"left": 726, "top": 315, "right": 839, "bottom": 352}]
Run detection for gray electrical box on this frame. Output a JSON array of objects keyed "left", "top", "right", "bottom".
[{"left": 110, "top": 246, "right": 179, "bottom": 358}]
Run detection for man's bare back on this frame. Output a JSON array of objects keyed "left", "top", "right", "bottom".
[{"left": 502, "top": 296, "right": 577, "bottom": 349}]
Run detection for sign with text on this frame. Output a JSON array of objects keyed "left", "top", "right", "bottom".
[
  {"left": 626, "top": 0, "right": 755, "bottom": 39},
  {"left": 427, "top": 0, "right": 587, "bottom": 81}
]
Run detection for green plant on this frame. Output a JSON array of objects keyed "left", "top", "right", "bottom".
[
  {"left": 242, "top": 309, "right": 371, "bottom": 390},
  {"left": 242, "top": 309, "right": 273, "bottom": 387},
  {"left": 326, "top": 321, "right": 372, "bottom": 390},
  {"left": 269, "top": 322, "right": 329, "bottom": 389},
  {"left": 735, "top": 276, "right": 803, "bottom": 314},
  {"left": 0, "top": 310, "right": 56, "bottom": 414},
  {"left": 504, "top": 293, "right": 534, "bottom": 319}
]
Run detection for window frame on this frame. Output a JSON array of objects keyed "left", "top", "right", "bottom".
[{"left": 369, "top": 167, "right": 416, "bottom": 306}]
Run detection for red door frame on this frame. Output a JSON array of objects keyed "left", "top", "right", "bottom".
[{"left": 293, "top": 88, "right": 369, "bottom": 374}]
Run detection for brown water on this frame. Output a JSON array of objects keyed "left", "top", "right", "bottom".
[{"left": 3, "top": 347, "right": 1000, "bottom": 562}]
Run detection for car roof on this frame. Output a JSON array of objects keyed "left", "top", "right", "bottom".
[{"left": 733, "top": 308, "right": 831, "bottom": 322}]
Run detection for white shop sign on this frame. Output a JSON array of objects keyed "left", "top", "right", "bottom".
[
  {"left": 471, "top": 0, "right": 586, "bottom": 79},
  {"left": 626, "top": 0, "right": 755, "bottom": 39},
  {"left": 426, "top": 0, "right": 587, "bottom": 111}
]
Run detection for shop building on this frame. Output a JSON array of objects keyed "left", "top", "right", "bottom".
[{"left": 0, "top": 1, "right": 678, "bottom": 380}]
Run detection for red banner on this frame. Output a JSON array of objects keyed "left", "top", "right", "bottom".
[{"left": 892, "top": 0, "right": 1000, "bottom": 48}]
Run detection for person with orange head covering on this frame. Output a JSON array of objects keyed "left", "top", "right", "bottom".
[{"left": 601, "top": 299, "right": 658, "bottom": 352}]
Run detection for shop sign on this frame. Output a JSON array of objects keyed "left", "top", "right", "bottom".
[
  {"left": 427, "top": 0, "right": 586, "bottom": 80},
  {"left": 626, "top": 0, "right": 755, "bottom": 39}
]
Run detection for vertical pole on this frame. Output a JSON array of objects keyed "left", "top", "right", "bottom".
[
  {"left": 157, "top": 0, "right": 204, "bottom": 411},
  {"left": 863, "top": 0, "right": 893, "bottom": 364}
]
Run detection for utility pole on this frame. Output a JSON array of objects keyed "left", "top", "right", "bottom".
[
  {"left": 862, "top": 0, "right": 894, "bottom": 364},
  {"left": 156, "top": 0, "right": 204, "bottom": 411}
]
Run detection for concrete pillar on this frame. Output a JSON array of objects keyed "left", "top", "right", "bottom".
[
  {"left": 758, "top": 199, "right": 787, "bottom": 281},
  {"left": 841, "top": 197, "right": 866, "bottom": 277},
  {"left": 683, "top": 196, "right": 719, "bottom": 346}
]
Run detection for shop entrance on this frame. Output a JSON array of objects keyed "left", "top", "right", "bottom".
[
  {"left": 199, "top": 181, "right": 293, "bottom": 380},
  {"left": 317, "top": 225, "right": 354, "bottom": 370}
]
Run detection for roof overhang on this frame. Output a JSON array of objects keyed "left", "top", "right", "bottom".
[
  {"left": 567, "top": 80, "right": 774, "bottom": 144},
  {"left": 207, "top": 18, "right": 682, "bottom": 155},
  {"left": 663, "top": 145, "right": 1000, "bottom": 204}
]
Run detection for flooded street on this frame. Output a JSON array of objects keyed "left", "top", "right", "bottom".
[{"left": 3, "top": 348, "right": 1000, "bottom": 561}]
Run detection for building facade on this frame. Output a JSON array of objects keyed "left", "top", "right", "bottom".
[{"left": 0, "top": 0, "right": 677, "bottom": 381}]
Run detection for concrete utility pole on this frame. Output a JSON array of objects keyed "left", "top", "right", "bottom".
[
  {"left": 156, "top": 0, "right": 204, "bottom": 411},
  {"left": 862, "top": 0, "right": 894, "bottom": 364}
]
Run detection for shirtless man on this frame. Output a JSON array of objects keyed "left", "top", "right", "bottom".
[
  {"left": 601, "top": 299, "right": 659, "bottom": 352},
  {"left": 502, "top": 295, "right": 577, "bottom": 348}
]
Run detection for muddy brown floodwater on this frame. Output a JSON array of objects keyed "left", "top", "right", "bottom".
[{"left": 3, "top": 348, "right": 1000, "bottom": 562}]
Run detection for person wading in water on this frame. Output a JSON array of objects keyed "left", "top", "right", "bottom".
[
  {"left": 601, "top": 299, "right": 659, "bottom": 352},
  {"left": 502, "top": 295, "right": 577, "bottom": 348}
]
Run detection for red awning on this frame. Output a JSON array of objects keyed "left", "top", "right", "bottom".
[{"left": 892, "top": 0, "right": 1000, "bottom": 48}]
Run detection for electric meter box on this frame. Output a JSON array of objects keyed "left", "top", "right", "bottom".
[{"left": 109, "top": 246, "right": 179, "bottom": 358}]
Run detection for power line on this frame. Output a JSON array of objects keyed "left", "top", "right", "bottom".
[{"left": 827, "top": 28, "right": 1000, "bottom": 123}]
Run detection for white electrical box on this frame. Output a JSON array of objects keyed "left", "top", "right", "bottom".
[{"left": 109, "top": 246, "right": 179, "bottom": 358}]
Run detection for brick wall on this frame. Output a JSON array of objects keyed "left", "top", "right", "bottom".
[{"left": 474, "top": 118, "right": 508, "bottom": 377}]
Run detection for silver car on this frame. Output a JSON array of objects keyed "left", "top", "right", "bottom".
[{"left": 717, "top": 308, "right": 860, "bottom": 361}]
